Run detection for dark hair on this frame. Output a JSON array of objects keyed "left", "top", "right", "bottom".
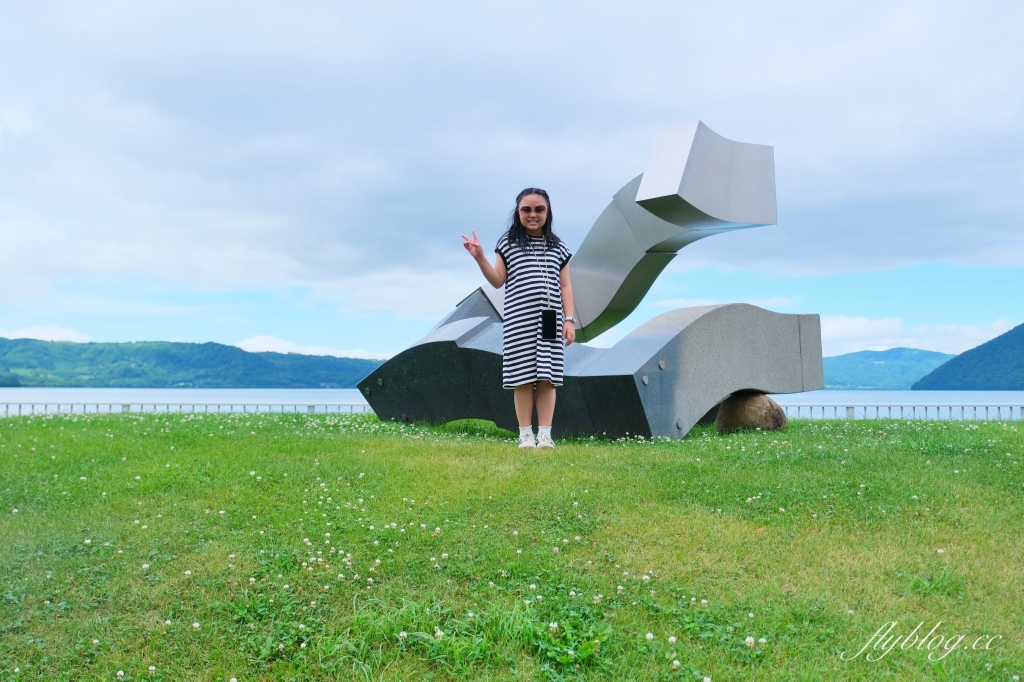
[{"left": 507, "top": 187, "right": 560, "bottom": 248}]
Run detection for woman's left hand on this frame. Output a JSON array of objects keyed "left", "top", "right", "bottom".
[{"left": 563, "top": 321, "right": 576, "bottom": 346}]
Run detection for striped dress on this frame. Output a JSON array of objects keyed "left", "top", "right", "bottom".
[{"left": 495, "top": 233, "right": 573, "bottom": 389}]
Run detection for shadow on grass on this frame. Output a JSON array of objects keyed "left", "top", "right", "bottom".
[{"left": 434, "top": 419, "right": 516, "bottom": 439}]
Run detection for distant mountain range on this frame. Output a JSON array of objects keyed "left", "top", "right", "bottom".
[
  {"left": 0, "top": 338, "right": 383, "bottom": 388},
  {"left": 913, "top": 322, "right": 1024, "bottom": 390},
  {"left": 822, "top": 348, "right": 955, "bottom": 389},
  {"left": 2, "top": 327, "right": 1020, "bottom": 391}
]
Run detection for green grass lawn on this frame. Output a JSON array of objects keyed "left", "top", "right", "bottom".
[{"left": 1, "top": 411, "right": 1022, "bottom": 681}]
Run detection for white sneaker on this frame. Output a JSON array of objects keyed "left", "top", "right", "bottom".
[
  {"left": 518, "top": 433, "right": 537, "bottom": 448},
  {"left": 536, "top": 433, "right": 555, "bottom": 449}
]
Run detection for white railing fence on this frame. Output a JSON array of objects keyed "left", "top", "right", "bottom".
[
  {"left": 0, "top": 403, "right": 373, "bottom": 417},
  {"left": 780, "top": 404, "right": 1024, "bottom": 421},
  {"left": 3, "top": 402, "right": 1022, "bottom": 422}
]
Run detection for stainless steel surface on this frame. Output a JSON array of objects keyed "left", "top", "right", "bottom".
[
  {"left": 359, "top": 295, "right": 823, "bottom": 439},
  {"left": 474, "top": 121, "right": 777, "bottom": 343}
]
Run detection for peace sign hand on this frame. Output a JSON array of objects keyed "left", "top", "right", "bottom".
[{"left": 462, "top": 230, "right": 484, "bottom": 260}]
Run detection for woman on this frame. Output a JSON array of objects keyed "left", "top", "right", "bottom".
[{"left": 462, "top": 188, "right": 575, "bottom": 449}]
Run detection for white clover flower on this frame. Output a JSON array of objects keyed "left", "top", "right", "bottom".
[
  {"left": 165, "top": 619, "right": 172, "bottom": 625},
  {"left": 184, "top": 570, "right": 192, "bottom": 576},
  {"left": 549, "top": 622, "right": 559, "bottom": 633},
  {"left": 84, "top": 539, "right": 91, "bottom": 544},
  {"left": 701, "top": 599, "right": 707, "bottom": 605},
  {"left": 642, "top": 575, "right": 650, "bottom": 582},
  {"left": 748, "top": 612, "right": 754, "bottom": 618},
  {"left": 117, "top": 672, "right": 124, "bottom": 678},
  {"left": 398, "top": 631, "right": 407, "bottom": 639},
  {"left": 668, "top": 635, "right": 677, "bottom": 644},
  {"left": 530, "top": 583, "right": 537, "bottom": 590},
  {"left": 441, "top": 553, "right": 448, "bottom": 559},
  {"left": 646, "top": 632, "right": 654, "bottom": 641},
  {"left": 192, "top": 622, "right": 200, "bottom": 629},
  {"left": 704, "top": 677, "right": 712, "bottom": 682},
  {"left": 142, "top": 564, "right": 149, "bottom": 569},
  {"left": 745, "top": 635, "right": 755, "bottom": 647},
  {"left": 552, "top": 547, "right": 559, "bottom": 553},
  {"left": 617, "top": 585, "right": 624, "bottom": 593},
  {"left": 759, "top": 637, "right": 767, "bottom": 644},
  {"left": 574, "top": 536, "right": 581, "bottom": 541},
  {"left": 298, "top": 624, "right": 305, "bottom": 630},
  {"left": 250, "top": 471, "right": 255, "bottom": 476},
  {"left": 300, "top": 642, "right": 306, "bottom": 649},
  {"left": 149, "top": 665, "right": 156, "bottom": 673},
  {"left": 671, "top": 659, "right": 680, "bottom": 670},
  {"left": 434, "top": 628, "right": 443, "bottom": 640}
]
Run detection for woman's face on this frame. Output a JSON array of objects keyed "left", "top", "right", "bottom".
[{"left": 518, "top": 194, "right": 548, "bottom": 235}]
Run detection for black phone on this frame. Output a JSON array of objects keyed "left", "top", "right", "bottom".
[{"left": 541, "top": 308, "right": 558, "bottom": 340}]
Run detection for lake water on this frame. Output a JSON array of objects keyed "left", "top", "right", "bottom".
[
  {"left": 0, "top": 387, "right": 367, "bottom": 404},
  {"left": 1, "top": 387, "right": 1022, "bottom": 410}
]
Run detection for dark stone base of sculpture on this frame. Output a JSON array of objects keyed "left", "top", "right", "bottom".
[
  {"left": 714, "top": 391, "right": 789, "bottom": 434},
  {"left": 358, "top": 289, "right": 822, "bottom": 439}
]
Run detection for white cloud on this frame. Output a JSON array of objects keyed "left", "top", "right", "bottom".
[
  {"left": 0, "top": 326, "right": 90, "bottom": 343},
  {"left": 235, "top": 335, "right": 391, "bottom": 360},
  {"left": 820, "top": 315, "right": 1015, "bottom": 356},
  {"left": 0, "top": 0, "right": 1021, "bottom": 347},
  {"left": 312, "top": 268, "right": 483, "bottom": 321},
  {"left": 1, "top": 0, "right": 1023, "bottom": 308}
]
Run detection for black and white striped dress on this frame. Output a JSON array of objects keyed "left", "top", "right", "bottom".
[{"left": 495, "top": 234, "right": 573, "bottom": 389}]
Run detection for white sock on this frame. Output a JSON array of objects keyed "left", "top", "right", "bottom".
[
  {"left": 538, "top": 426, "right": 552, "bottom": 437},
  {"left": 520, "top": 426, "right": 534, "bottom": 438}
]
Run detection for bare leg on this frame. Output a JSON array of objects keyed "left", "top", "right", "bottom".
[
  {"left": 513, "top": 384, "right": 535, "bottom": 428},
  {"left": 535, "top": 381, "right": 556, "bottom": 426}
]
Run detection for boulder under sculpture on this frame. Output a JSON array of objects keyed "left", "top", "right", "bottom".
[{"left": 358, "top": 121, "right": 824, "bottom": 438}]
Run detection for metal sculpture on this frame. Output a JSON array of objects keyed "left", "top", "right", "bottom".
[{"left": 359, "top": 121, "right": 823, "bottom": 438}]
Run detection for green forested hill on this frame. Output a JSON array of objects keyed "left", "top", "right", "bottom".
[
  {"left": 913, "top": 323, "right": 1024, "bottom": 390},
  {"left": 822, "top": 347, "right": 954, "bottom": 389},
  {"left": 0, "top": 338, "right": 383, "bottom": 388}
]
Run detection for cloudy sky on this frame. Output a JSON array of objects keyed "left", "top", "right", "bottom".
[{"left": 1, "top": 0, "right": 1022, "bottom": 358}]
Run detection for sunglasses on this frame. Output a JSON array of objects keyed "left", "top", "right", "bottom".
[{"left": 518, "top": 205, "right": 547, "bottom": 214}]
